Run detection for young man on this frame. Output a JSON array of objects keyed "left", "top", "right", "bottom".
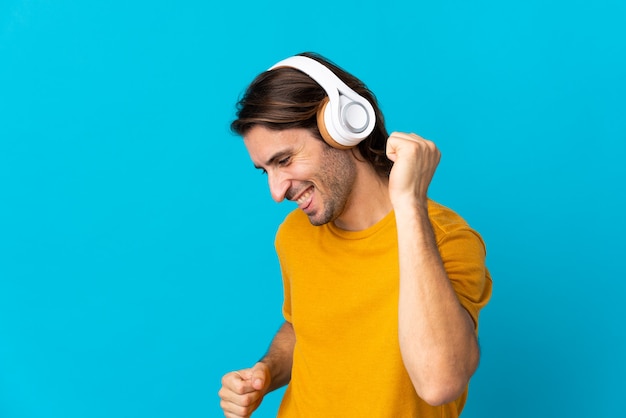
[{"left": 219, "top": 52, "right": 492, "bottom": 418}]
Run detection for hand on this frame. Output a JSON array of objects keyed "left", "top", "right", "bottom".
[
  {"left": 385, "top": 132, "right": 441, "bottom": 209},
  {"left": 219, "top": 362, "right": 270, "bottom": 418}
]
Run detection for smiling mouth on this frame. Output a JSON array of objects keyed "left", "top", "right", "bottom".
[{"left": 295, "top": 186, "right": 314, "bottom": 209}]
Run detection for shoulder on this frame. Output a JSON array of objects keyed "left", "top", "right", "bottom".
[
  {"left": 278, "top": 209, "right": 310, "bottom": 232},
  {"left": 427, "top": 199, "right": 486, "bottom": 250},
  {"left": 427, "top": 200, "right": 468, "bottom": 231},
  {"left": 275, "top": 209, "right": 314, "bottom": 247}
]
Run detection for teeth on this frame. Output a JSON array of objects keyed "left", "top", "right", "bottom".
[{"left": 296, "top": 189, "right": 312, "bottom": 205}]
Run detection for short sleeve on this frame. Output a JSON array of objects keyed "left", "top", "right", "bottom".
[{"left": 436, "top": 226, "right": 492, "bottom": 331}]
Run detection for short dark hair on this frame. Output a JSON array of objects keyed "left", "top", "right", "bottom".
[{"left": 231, "top": 52, "right": 392, "bottom": 178}]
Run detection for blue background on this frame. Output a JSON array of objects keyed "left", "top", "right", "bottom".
[{"left": 1, "top": 1, "right": 625, "bottom": 417}]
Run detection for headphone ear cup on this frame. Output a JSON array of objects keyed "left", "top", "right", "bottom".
[{"left": 316, "top": 97, "right": 352, "bottom": 149}]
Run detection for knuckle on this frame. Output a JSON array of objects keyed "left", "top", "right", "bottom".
[
  {"left": 240, "top": 392, "right": 256, "bottom": 407},
  {"left": 232, "top": 380, "right": 245, "bottom": 394},
  {"left": 222, "top": 373, "right": 238, "bottom": 390},
  {"left": 219, "top": 398, "right": 228, "bottom": 410},
  {"left": 220, "top": 396, "right": 255, "bottom": 418}
]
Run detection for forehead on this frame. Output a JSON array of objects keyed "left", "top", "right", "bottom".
[{"left": 243, "top": 126, "right": 316, "bottom": 163}]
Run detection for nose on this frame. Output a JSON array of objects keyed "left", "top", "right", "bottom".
[{"left": 268, "top": 169, "right": 289, "bottom": 203}]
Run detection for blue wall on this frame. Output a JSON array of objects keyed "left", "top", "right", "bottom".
[{"left": 1, "top": 1, "right": 624, "bottom": 417}]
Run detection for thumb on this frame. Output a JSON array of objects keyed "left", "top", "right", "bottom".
[{"left": 250, "top": 362, "right": 270, "bottom": 391}]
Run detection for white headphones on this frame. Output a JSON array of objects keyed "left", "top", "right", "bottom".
[{"left": 269, "top": 55, "right": 376, "bottom": 149}]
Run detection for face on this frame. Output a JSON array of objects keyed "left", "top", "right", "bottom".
[{"left": 243, "top": 126, "right": 357, "bottom": 226}]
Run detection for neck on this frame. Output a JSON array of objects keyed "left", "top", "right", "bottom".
[{"left": 333, "top": 162, "right": 392, "bottom": 231}]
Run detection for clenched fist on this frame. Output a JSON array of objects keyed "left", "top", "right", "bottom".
[
  {"left": 386, "top": 132, "right": 441, "bottom": 209},
  {"left": 219, "top": 362, "right": 270, "bottom": 418}
]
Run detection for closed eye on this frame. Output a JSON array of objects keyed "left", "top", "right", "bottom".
[
  {"left": 254, "top": 150, "right": 293, "bottom": 175},
  {"left": 278, "top": 156, "right": 291, "bottom": 167}
]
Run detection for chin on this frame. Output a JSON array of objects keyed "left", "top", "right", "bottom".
[
  {"left": 307, "top": 216, "right": 327, "bottom": 227},
  {"left": 306, "top": 210, "right": 336, "bottom": 227}
]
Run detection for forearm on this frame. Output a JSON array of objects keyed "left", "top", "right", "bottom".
[
  {"left": 395, "top": 203, "right": 479, "bottom": 405},
  {"left": 259, "top": 321, "right": 295, "bottom": 392}
]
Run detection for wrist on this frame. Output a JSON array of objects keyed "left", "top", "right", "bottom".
[{"left": 392, "top": 195, "right": 429, "bottom": 217}]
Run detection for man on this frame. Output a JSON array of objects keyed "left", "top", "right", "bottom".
[{"left": 219, "top": 52, "right": 492, "bottom": 418}]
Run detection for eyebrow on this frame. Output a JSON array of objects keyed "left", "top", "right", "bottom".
[{"left": 253, "top": 150, "right": 292, "bottom": 170}]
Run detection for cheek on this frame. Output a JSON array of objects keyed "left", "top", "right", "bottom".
[
  {"left": 320, "top": 152, "right": 356, "bottom": 189},
  {"left": 289, "top": 158, "right": 318, "bottom": 179}
]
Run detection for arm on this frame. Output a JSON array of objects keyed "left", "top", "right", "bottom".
[
  {"left": 219, "top": 321, "right": 295, "bottom": 417},
  {"left": 259, "top": 320, "right": 295, "bottom": 392},
  {"left": 386, "top": 132, "right": 480, "bottom": 406}
]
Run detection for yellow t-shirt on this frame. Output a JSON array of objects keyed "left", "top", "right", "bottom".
[{"left": 274, "top": 200, "right": 492, "bottom": 417}]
